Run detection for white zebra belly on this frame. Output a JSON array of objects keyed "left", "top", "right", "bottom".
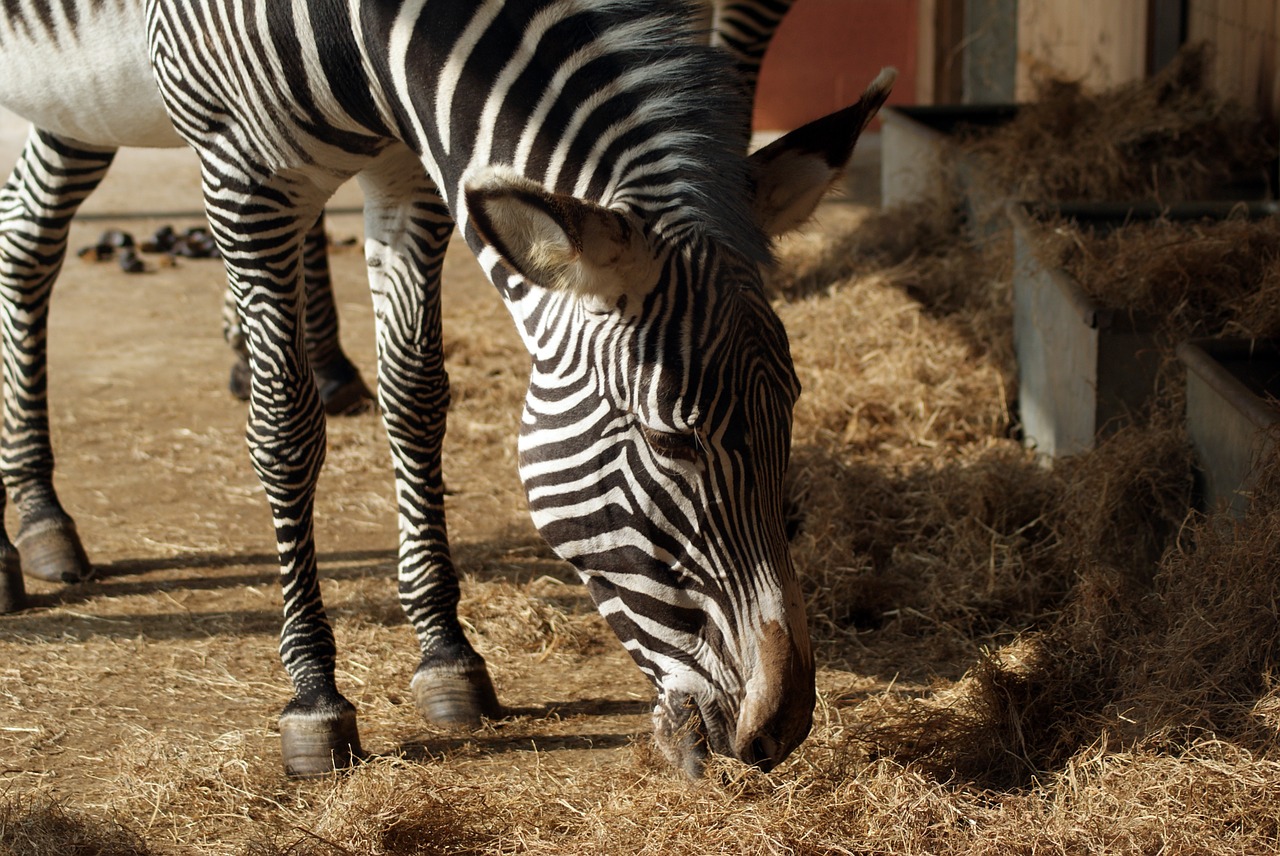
[{"left": 0, "top": 5, "right": 182, "bottom": 148}]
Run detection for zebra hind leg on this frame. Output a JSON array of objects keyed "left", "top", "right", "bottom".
[
  {"left": 0, "top": 130, "right": 111, "bottom": 585},
  {"left": 224, "top": 213, "right": 374, "bottom": 415},
  {"left": 0, "top": 487, "right": 24, "bottom": 612}
]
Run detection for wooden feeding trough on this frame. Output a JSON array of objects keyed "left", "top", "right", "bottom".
[
  {"left": 1010, "top": 200, "right": 1280, "bottom": 459},
  {"left": 1178, "top": 339, "right": 1280, "bottom": 517},
  {"left": 879, "top": 104, "right": 1017, "bottom": 210}
]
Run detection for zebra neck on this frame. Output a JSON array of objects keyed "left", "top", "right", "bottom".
[{"left": 363, "top": 0, "right": 766, "bottom": 348}]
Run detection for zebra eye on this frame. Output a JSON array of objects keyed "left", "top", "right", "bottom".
[{"left": 640, "top": 425, "right": 700, "bottom": 462}]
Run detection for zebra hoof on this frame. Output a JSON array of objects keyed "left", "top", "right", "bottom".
[
  {"left": 228, "top": 356, "right": 251, "bottom": 401},
  {"left": 16, "top": 515, "right": 92, "bottom": 583},
  {"left": 411, "top": 663, "right": 502, "bottom": 728},
  {"left": 315, "top": 361, "right": 374, "bottom": 416},
  {"left": 0, "top": 545, "right": 26, "bottom": 612},
  {"left": 279, "top": 700, "right": 364, "bottom": 778},
  {"left": 320, "top": 374, "right": 374, "bottom": 416}
]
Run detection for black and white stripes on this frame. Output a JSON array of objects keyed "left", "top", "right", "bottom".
[
  {"left": 708, "top": 0, "right": 794, "bottom": 89},
  {"left": 0, "top": 0, "right": 890, "bottom": 776}
]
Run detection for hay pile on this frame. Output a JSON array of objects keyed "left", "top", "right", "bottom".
[
  {"left": 962, "top": 43, "right": 1277, "bottom": 204},
  {"left": 1029, "top": 210, "right": 1280, "bottom": 341}
]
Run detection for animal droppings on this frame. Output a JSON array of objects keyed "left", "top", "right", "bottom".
[
  {"left": 99, "top": 228, "right": 134, "bottom": 249},
  {"left": 81, "top": 224, "right": 222, "bottom": 264},
  {"left": 75, "top": 243, "right": 115, "bottom": 262},
  {"left": 117, "top": 247, "right": 146, "bottom": 274}
]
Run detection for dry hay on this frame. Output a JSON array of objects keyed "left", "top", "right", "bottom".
[
  {"left": 1031, "top": 209, "right": 1280, "bottom": 341},
  {"left": 858, "top": 437, "right": 1280, "bottom": 797},
  {"left": 962, "top": 43, "right": 1277, "bottom": 205},
  {"left": 4, "top": 199, "right": 1280, "bottom": 854}
]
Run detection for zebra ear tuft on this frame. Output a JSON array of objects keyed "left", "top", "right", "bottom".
[
  {"left": 466, "top": 167, "right": 658, "bottom": 310},
  {"left": 749, "top": 67, "right": 896, "bottom": 236}
]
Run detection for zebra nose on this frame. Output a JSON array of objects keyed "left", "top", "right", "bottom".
[
  {"left": 734, "top": 696, "right": 813, "bottom": 772},
  {"left": 733, "top": 619, "right": 816, "bottom": 770},
  {"left": 741, "top": 734, "right": 783, "bottom": 772}
]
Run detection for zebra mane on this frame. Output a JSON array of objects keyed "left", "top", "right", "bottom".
[{"left": 563, "top": 0, "right": 772, "bottom": 267}]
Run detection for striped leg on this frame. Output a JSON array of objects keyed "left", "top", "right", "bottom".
[
  {"left": 202, "top": 169, "right": 360, "bottom": 777},
  {"left": 712, "top": 0, "right": 794, "bottom": 93},
  {"left": 0, "top": 129, "right": 107, "bottom": 586},
  {"left": 225, "top": 214, "right": 373, "bottom": 415},
  {"left": 300, "top": 213, "right": 373, "bottom": 415},
  {"left": 358, "top": 148, "right": 499, "bottom": 727}
]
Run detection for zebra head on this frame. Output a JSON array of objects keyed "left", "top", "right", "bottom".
[{"left": 468, "top": 70, "right": 895, "bottom": 776}]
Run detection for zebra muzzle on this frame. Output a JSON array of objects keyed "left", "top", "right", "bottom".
[{"left": 652, "top": 693, "right": 713, "bottom": 779}]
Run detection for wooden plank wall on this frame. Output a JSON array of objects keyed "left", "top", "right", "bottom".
[
  {"left": 1014, "top": 1, "right": 1149, "bottom": 98},
  {"left": 1188, "top": 0, "right": 1280, "bottom": 120},
  {"left": 914, "top": 0, "right": 1280, "bottom": 117},
  {"left": 916, "top": 0, "right": 966, "bottom": 103}
]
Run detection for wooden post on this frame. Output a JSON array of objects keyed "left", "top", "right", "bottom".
[{"left": 917, "top": 0, "right": 967, "bottom": 103}]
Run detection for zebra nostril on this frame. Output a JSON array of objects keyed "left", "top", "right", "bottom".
[{"left": 747, "top": 735, "right": 780, "bottom": 771}]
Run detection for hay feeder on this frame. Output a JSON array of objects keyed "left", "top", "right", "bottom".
[
  {"left": 879, "top": 104, "right": 1017, "bottom": 211},
  {"left": 1178, "top": 338, "right": 1280, "bottom": 516},
  {"left": 1011, "top": 201, "right": 1279, "bottom": 458},
  {"left": 1012, "top": 202, "right": 1161, "bottom": 458}
]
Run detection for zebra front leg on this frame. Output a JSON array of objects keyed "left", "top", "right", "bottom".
[
  {"left": 0, "top": 130, "right": 112, "bottom": 584},
  {"left": 209, "top": 183, "right": 363, "bottom": 777},
  {"left": 359, "top": 155, "right": 500, "bottom": 728},
  {"left": 224, "top": 214, "right": 374, "bottom": 415}
]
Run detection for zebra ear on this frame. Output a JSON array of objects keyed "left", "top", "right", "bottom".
[
  {"left": 749, "top": 67, "right": 896, "bottom": 236},
  {"left": 466, "top": 167, "right": 657, "bottom": 310}
]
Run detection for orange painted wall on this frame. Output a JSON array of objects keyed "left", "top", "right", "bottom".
[{"left": 754, "top": 0, "right": 919, "bottom": 130}]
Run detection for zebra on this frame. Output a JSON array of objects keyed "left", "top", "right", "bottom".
[
  {"left": 219, "top": 0, "right": 796, "bottom": 415},
  {"left": 0, "top": 0, "right": 892, "bottom": 777}
]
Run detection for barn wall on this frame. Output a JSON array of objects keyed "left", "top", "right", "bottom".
[
  {"left": 1188, "top": 0, "right": 1280, "bottom": 120},
  {"left": 1014, "top": 1, "right": 1149, "bottom": 99},
  {"left": 753, "top": 0, "right": 1280, "bottom": 121},
  {"left": 753, "top": 0, "right": 919, "bottom": 130}
]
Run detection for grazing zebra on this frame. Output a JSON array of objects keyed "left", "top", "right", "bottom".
[
  {"left": 0, "top": 0, "right": 891, "bottom": 777},
  {"left": 219, "top": 0, "right": 796, "bottom": 414}
]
